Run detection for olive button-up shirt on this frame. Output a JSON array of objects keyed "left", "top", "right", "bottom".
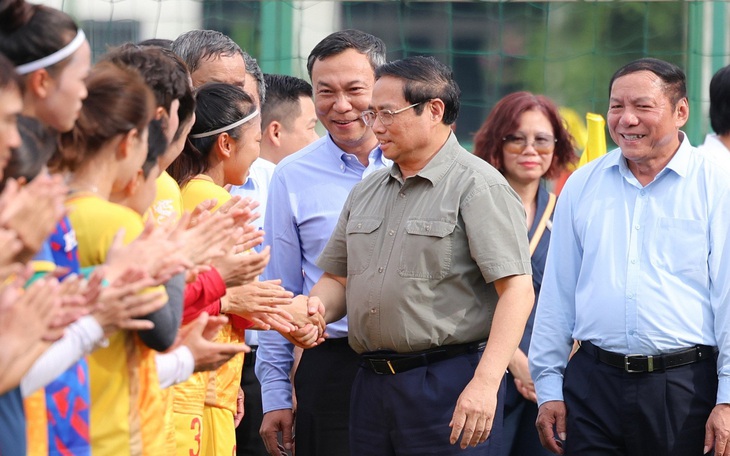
[{"left": 317, "top": 133, "right": 531, "bottom": 354}]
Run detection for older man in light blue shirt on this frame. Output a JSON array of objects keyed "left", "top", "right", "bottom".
[{"left": 529, "top": 58, "right": 730, "bottom": 456}]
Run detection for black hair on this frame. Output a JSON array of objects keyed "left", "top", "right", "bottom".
[
  {"left": 710, "top": 65, "right": 730, "bottom": 136},
  {"left": 144, "top": 118, "right": 166, "bottom": 178},
  {"left": 609, "top": 58, "right": 687, "bottom": 107},
  {"left": 0, "top": 52, "right": 19, "bottom": 91},
  {"left": 262, "top": 74, "right": 313, "bottom": 130},
  {"left": 138, "top": 38, "right": 173, "bottom": 50},
  {"left": 1, "top": 115, "right": 56, "bottom": 189},
  {"left": 102, "top": 43, "right": 191, "bottom": 115},
  {"left": 168, "top": 83, "right": 256, "bottom": 187},
  {"left": 175, "top": 88, "right": 197, "bottom": 142},
  {"left": 0, "top": 0, "right": 79, "bottom": 74},
  {"left": 103, "top": 42, "right": 196, "bottom": 142},
  {"left": 306, "top": 29, "right": 386, "bottom": 78},
  {"left": 375, "top": 56, "right": 460, "bottom": 125}
]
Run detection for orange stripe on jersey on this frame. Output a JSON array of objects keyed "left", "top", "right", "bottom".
[
  {"left": 69, "top": 195, "right": 167, "bottom": 455},
  {"left": 180, "top": 175, "right": 246, "bottom": 451},
  {"left": 203, "top": 324, "right": 246, "bottom": 414},
  {"left": 24, "top": 389, "right": 49, "bottom": 456},
  {"left": 135, "top": 336, "right": 166, "bottom": 455}
]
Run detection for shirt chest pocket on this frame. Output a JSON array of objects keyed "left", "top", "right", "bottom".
[
  {"left": 346, "top": 218, "right": 383, "bottom": 275},
  {"left": 399, "top": 220, "right": 456, "bottom": 279},
  {"left": 648, "top": 217, "right": 707, "bottom": 277}
]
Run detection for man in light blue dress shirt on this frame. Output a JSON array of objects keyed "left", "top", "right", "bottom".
[
  {"left": 255, "top": 30, "right": 390, "bottom": 456},
  {"left": 529, "top": 58, "right": 730, "bottom": 456}
]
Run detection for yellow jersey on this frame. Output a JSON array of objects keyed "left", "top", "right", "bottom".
[
  {"left": 149, "top": 171, "right": 184, "bottom": 225},
  {"left": 180, "top": 176, "right": 246, "bottom": 415},
  {"left": 66, "top": 193, "right": 167, "bottom": 456},
  {"left": 147, "top": 171, "right": 186, "bottom": 454}
]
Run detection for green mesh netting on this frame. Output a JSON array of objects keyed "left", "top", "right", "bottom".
[{"left": 64, "top": 1, "right": 718, "bottom": 145}]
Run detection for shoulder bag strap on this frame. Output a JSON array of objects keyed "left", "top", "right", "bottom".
[{"left": 529, "top": 192, "right": 557, "bottom": 256}]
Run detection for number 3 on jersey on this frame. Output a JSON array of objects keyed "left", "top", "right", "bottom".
[{"left": 190, "top": 417, "right": 202, "bottom": 456}]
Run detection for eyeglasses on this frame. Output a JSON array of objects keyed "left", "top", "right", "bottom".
[
  {"left": 502, "top": 134, "right": 557, "bottom": 155},
  {"left": 360, "top": 102, "right": 423, "bottom": 127}
]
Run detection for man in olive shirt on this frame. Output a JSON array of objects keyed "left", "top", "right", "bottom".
[{"left": 305, "top": 56, "right": 535, "bottom": 455}]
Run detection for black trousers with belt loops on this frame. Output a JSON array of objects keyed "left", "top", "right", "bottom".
[
  {"left": 293, "top": 337, "right": 359, "bottom": 456},
  {"left": 563, "top": 344, "right": 718, "bottom": 455}
]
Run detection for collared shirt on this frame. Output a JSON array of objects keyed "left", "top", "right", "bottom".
[
  {"left": 698, "top": 133, "right": 730, "bottom": 165},
  {"left": 255, "top": 134, "right": 391, "bottom": 413},
  {"left": 230, "top": 157, "right": 276, "bottom": 234},
  {"left": 529, "top": 132, "right": 730, "bottom": 406},
  {"left": 317, "top": 133, "right": 531, "bottom": 354},
  {"left": 230, "top": 157, "right": 277, "bottom": 346}
]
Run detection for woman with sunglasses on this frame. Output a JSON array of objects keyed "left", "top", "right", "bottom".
[{"left": 473, "top": 91, "right": 576, "bottom": 456}]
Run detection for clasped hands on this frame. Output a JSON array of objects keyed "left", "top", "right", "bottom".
[{"left": 279, "top": 295, "right": 327, "bottom": 349}]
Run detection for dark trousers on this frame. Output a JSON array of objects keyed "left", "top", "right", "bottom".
[
  {"left": 563, "top": 345, "right": 718, "bottom": 456},
  {"left": 293, "top": 337, "right": 359, "bottom": 456},
  {"left": 349, "top": 349, "right": 504, "bottom": 456},
  {"left": 501, "top": 373, "right": 552, "bottom": 456},
  {"left": 236, "top": 347, "right": 268, "bottom": 455}
]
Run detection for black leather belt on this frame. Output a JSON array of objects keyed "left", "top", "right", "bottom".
[
  {"left": 361, "top": 340, "right": 486, "bottom": 375},
  {"left": 580, "top": 340, "right": 715, "bottom": 373}
]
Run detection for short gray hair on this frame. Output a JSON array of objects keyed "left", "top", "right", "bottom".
[
  {"left": 243, "top": 52, "right": 266, "bottom": 104},
  {"left": 172, "top": 30, "right": 242, "bottom": 73},
  {"left": 172, "top": 29, "right": 265, "bottom": 103}
]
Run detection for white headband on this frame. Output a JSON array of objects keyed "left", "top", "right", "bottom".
[
  {"left": 15, "top": 29, "right": 86, "bottom": 75},
  {"left": 189, "top": 109, "right": 260, "bottom": 139}
]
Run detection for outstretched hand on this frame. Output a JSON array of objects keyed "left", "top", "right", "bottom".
[
  {"left": 177, "top": 312, "right": 248, "bottom": 373},
  {"left": 222, "top": 282, "right": 296, "bottom": 333}
]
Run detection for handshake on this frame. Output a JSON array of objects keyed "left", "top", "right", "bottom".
[
  {"left": 279, "top": 295, "right": 328, "bottom": 349},
  {"left": 220, "top": 283, "right": 328, "bottom": 350}
]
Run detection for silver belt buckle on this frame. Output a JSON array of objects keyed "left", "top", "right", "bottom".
[{"left": 624, "top": 354, "right": 653, "bottom": 373}]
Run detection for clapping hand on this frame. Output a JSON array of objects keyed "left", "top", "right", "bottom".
[
  {"left": 0, "top": 175, "right": 67, "bottom": 262},
  {"left": 173, "top": 312, "right": 248, "bottom": 373},
  {"left": 104, "top": 221, "right": 191, "bottom": 286},
  {"left": 91, "top": 268, "right": 168, "bottom": 335}
]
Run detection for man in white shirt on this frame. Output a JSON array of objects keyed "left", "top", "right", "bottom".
[{"left": 698, "top": 64, "right": 730, "bottom": 162}]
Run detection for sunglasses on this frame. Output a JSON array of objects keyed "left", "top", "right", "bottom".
[{"left": 502, "top": 134, "right": 557, "bottom": 155}]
